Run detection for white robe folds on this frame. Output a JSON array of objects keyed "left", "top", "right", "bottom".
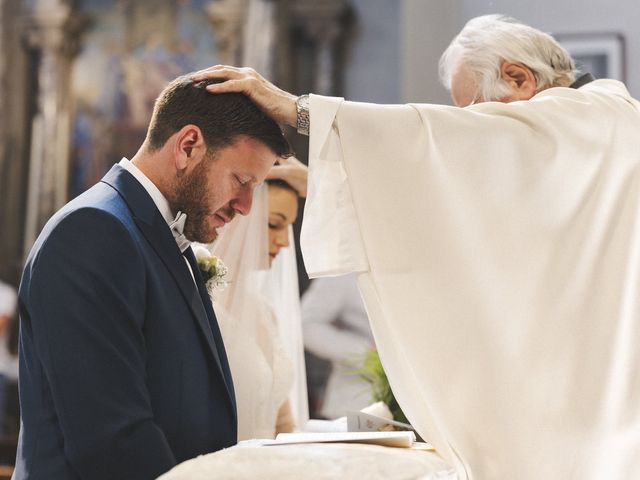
[{"left": 300, "top": 80, "right": 640, "bottom": 480}]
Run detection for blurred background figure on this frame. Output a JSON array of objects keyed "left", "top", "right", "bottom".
[
  {"left": 0, "top": 281, "right": 18, "bottom": 444},
  {"left": 302, "top": 274, "right": 374, "bottom": 419},
  {"left": 0, "top": 281, "right": 18, "bottom": 379}
]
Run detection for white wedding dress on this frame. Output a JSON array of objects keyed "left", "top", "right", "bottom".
[
  {"left": 215, "top": 294, "right": 294, "bottom": 440},
  {"left": 199, "top": 184, "right": 307, "bottom": 441}
]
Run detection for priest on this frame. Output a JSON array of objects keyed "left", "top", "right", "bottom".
[{"left": 193, "top": 14, "right": 640, "bottom": 480}]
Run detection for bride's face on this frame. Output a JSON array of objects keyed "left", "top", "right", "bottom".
[{"left": 267, "top": 184, "right": 298, "bottom": 267}]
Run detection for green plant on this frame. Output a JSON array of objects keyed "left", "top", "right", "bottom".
[{"left": 355, "top": 348, "right": 409, "bottom": 424}]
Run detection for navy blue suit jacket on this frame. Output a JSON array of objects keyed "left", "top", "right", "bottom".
[{"left": 14, "top": 165, "right": 237, "bottom": 479}]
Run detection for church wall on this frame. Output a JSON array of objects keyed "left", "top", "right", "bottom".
[
  {"left": 400, "top": 0, "right": 462, "bottom": 104},
  {"left": 343, "top": 0, "right": 401, "bottom": 103},
  {"left": 341, "top": 0, "right": 462, "bottom": 104}
]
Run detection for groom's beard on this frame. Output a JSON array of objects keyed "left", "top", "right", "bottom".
[{"left": 172, "top": 158, "right": 226, "bottom": 244}]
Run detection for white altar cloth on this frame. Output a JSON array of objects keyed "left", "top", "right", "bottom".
[{"left": 158, "top": 443, "right": 456, "bottom": 480}]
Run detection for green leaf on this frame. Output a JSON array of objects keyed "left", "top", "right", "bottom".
[{"left": 353, "top": 348, "right": 409, "bottom": 424}]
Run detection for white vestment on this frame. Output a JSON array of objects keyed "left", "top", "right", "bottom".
[{"left": 300, "top": 80, "right": 640, "bottom": 480}]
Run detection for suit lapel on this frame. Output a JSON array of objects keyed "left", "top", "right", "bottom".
[
  {"left": 100, "top": 165, "right": 236, "bottom": 414},
  {"left": 183, "top": 247, "right": 236, "bottom": 413},
  {"left": 134, "top": 218, "right": 223, "bottom": 366}
]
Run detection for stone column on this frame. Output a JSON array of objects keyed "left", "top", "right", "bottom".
[
  {"left": 206, "top": 0, "right": 350, "bottom": 95},
  {"left": 0, "top": 0, "right": 5, "bottom": 173},
  {"left": 207, "top": 0, "right": 279, "bottom": 80},
  {"left": 206, "top": 0, "right": 248, "bottom": 66},
  {"left": 0, "top": 0, "right": 30, "bottom": 281},
  {"left": 22, "top": 0, "right": 83, "bottom": 251},
  {"left": 291, "top": 0, "right": 351, "bottom": 96},
  {"left": 242, "top": 0, "right": 276, "bottom": 78}
]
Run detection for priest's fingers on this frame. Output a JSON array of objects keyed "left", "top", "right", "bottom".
[
  {"left": 191, "top": 65, "right": 250, "bottom": 81},
  {"left": 191, "top": 65, "right": 298, "bottom": 127}
]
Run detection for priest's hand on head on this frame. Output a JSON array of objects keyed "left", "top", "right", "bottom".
[
  {"left": 191, "top": 65, "right": 298, "bottom": 128},
  {"left": 266, "top": 156, "right": 308, "bottom": 197}
]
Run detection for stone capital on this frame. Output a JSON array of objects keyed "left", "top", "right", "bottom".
[
  {"left": 207, "top": 0, "right": 249, "bottom": 65},
  {"left": 23, "top": 3, "right": 71, "bottom": 49},
  {"left": 291, "top": 0, "right": 349, "bottom": 42}
]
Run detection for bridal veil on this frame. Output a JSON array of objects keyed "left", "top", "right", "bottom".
[{"left": 204, "top": 184, "right": 308, "bottom": 439}]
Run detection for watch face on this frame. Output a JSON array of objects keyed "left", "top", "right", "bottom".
[{"left": 297, "top": 95, "right": 309, "bottom": 109}]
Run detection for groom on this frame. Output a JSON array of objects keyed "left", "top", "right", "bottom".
[{"left": 15, "top": 75, "right": 291, "bottom": 479}]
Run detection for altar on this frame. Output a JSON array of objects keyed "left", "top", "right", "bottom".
[{"left": 158, "top": 443, "right": 457, "bottom": 479}]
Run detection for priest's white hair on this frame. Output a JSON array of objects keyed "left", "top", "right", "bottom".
[{"left": 439, "top": 14, "right": 577, "bottom": 102}]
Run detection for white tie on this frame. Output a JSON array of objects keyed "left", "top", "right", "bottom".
[
  {"left": 169, "top": 211, "right": 198, "bottom": 285},
  {"left": 169, "top": 211, "right": 191, "bottom": 253}
]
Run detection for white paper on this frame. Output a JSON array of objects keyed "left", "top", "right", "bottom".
[
  {"left": 301, "top": 418, "right": 348, "bottom": 433},
  {"left": 265, "top": 431, "right": 416, "bottom": 448}
]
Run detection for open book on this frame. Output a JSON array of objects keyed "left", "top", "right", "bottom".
[{"left": 265, "top": 431, "right": 416, "bottom": 448}]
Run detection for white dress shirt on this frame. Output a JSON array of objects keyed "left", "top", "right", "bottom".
[{"left": 118, "top": 158, "right": 196, "bottom": 283}]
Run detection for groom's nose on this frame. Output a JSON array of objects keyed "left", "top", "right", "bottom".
[{"left": 230, "top": 187, "right": 253, "bottom": 216}]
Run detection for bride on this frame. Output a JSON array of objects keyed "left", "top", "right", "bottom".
[{"left": 195, "top": 173, "right": 308, "bottom": 440}]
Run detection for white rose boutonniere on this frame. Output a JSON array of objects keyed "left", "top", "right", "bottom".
[{"left": 193, "top": 245, "right": 228, "bottom": 299}]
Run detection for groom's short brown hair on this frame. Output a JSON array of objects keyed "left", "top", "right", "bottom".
[{"left": 146, "top": 75, "right": 292, "bottom": 158}]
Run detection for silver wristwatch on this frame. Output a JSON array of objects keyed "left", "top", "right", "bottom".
[{"left": 296, "top": 94, "right": 310, "bottom": 136}]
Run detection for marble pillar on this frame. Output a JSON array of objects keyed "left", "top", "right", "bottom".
[
  {"left": 291, "top": 0, "right": 351, "bottom": 96},
  {"left": 242, "top": 0, "right": 277, "bottom": 79},
  {"left": 207, "top": 0, "right": 248, "bottom": 66},
  {"left": 22, "top": 0, "right": 83, "bottom": 251}
]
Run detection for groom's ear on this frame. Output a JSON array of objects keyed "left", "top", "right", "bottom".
[{"left": 173, "top": 125, "right": 206, "bottom": 173}]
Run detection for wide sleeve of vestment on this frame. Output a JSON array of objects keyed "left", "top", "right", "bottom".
[
  {"left": 300, "top": 95, "right": 369, "bottom": 276},
  {"left": 300, "top": 81, "right": 640, "bottom": 480},
  {"left": 22, "top": 207, "right": 176, "bottom": 479}
]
